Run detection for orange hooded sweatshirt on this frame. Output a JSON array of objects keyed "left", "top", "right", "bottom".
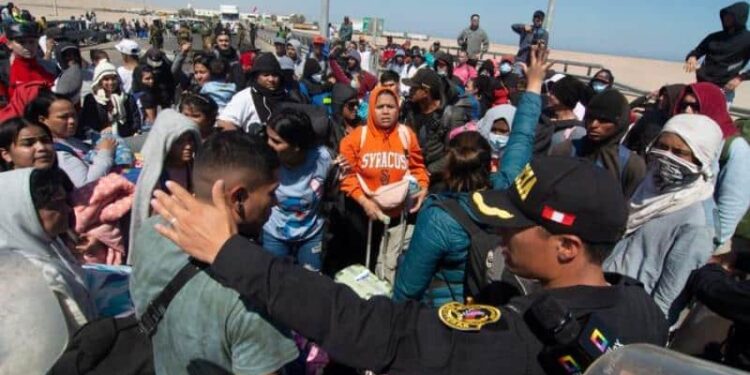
[{"left": 339, "top": 86, "right": 429, "bottom": 204}]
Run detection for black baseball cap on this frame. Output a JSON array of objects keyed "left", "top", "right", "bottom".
[
  {"left": 6, "top": 23, "right": 39, "bottom": 40},
  {"left": 469, "top": 156, "right": 627, "bottom": 244},
  {"left": 402, "top": 68, "right": 441, "bottom": 91}
]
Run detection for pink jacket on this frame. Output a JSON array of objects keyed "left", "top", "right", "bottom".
[{"left": 453, "top": 64, "right": 477, "bottom": 86}]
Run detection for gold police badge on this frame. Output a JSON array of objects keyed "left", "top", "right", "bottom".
[{"left": 438, "top": 302, "right": 501, "bottom": 331}]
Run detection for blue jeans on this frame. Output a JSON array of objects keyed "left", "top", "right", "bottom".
[{"left": 261, "top": 229, "right": 323, "bottom": 272}]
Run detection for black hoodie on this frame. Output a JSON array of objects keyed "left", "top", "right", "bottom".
[
  {"left": 327, "top": 83, "right": 359, "bottom": 152},
  {"left": 687, "top": 1, "right": 750, "bottom": 86}
]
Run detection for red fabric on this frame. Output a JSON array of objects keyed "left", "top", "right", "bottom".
[
  {"left": 8, "top": 57, "right": 55, "bottom": 99},
  {"left": 240, "top": 51, "right": 255, "bottom": 72},
  {"left": 492, "top": 87, "right": 510, "bottom": 106},
  {"left": 381, "top": 49, "right": 396, "bottom": 65},
  {"left": 0, "top": 80, "right": 50, "bottom": 122},
  {"left": 674, "top": 82, "right": 737, "bottom": 139},
  {"left": 329, "top": 59, "right": 377, "bottom": 99}
]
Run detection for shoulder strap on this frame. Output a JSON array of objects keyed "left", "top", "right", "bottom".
[
  {"left": 617, "top": 145, "right": 632, "bottom": 181},
  {"left": 138, "top": 258, "right": 205, "bottom": 337},
  {"left": 359, "top": 125, "right": 367, "bottom": 149},
  {"left": 720, "top": 136, "right": 738, "bottom": 167},
  {"left": 563, "top": 126, "right": 575, "bottom": 140},
  {"left": 397, "top": 124, "right": 410, "bottom": 152},
  {"left": 434, "top": 197, "right": 484, "bottom": 238},
  {"left": 54, "top": 142, "right": 77, "bottom": 155}
]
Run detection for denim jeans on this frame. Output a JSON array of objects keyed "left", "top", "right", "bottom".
[{"left": 261, "top": 229, "right": 323, "bottom": 272}]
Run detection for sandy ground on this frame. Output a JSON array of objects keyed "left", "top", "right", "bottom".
[
  {"left": 16, "top": 0, "right": 160, "bottom": 24},
  {"left": 18, "top": 0, "right": 750, "bottom": 109}
]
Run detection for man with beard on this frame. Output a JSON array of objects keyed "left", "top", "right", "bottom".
[
  {"left": 402, "top": 68, "right": 470, "bottom": 189},
  {"left": 457, "top": 14, "right": 489, "bottom": 65},
  {"left": 129, "top": 131, "right": 299, "bottom": 375}
]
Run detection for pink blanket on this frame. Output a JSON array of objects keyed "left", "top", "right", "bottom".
[{"left": 71, "top": 173, "right": 135, "bottom": 265}]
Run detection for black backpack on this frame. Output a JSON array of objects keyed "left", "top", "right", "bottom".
[
  {"left": 434, "top": 198, "right": 534, "bottom": 306},
  {"left": 49, "top": 259, "right": 204, "bottom": 375}
]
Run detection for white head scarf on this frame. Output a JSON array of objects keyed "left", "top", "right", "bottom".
[
  {"left": 626, "top": 114, "right": 723, "bottom": 234},
  {"left": 477, "top": 104, "right": 516, "bottom": 141}
]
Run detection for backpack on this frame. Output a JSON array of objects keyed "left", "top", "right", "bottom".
[
  {"left": 49, "top": 260, "right": 204, "bottom": 375},
  {"left": 570, "top": 140, "right": 632, "bottom": 182},
  {"left": 719, "top": 118, "right": 750, "bottom": 241},
  {"left": 433, "top": 197, "right": 533, "bottom": 306}
]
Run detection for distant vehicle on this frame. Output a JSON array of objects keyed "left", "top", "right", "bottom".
[
  {"left": 293, "top": 23, "right": 319, "bottom": 31},
  {"left": 219, "top": 5, "right": 240, "bottom": 32},
  {"left": 45, "top": 20, "right": 108, "bottom": 46}
]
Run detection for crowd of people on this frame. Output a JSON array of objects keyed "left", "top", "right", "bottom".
[{"left": 2, "top": 2, "right": 750, "bottom": 374}]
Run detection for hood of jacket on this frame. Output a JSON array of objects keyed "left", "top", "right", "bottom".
[
  {"left": 128, "top": 109, "right": 202, "bottom": 260},
  {"left": 478, "top": 104, "right": 516, "bottom": 141},
  {"left": 674, "top": 82, "right": 737, "bottom": 138},
  {"left": 721, "top": 1, "right": 748, "bottom": 31},
  {"left": 0, "top": 168, "right": 94, "bottom": 327}
]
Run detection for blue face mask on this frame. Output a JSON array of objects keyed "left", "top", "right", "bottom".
[
  {"left": 591, "top": 81, "right": 608, "bottom": 93},
  {"left": 500, "top": 63, "right": 512, "bottom": 74},
  {"left": 488, "top": 133, "right": 509, "bottom": 154}
]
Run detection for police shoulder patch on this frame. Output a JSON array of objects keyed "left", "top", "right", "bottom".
[{"left": 438, "top": 302, "right": 501, "bottom": 331}]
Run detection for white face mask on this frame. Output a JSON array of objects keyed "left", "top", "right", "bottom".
[
  {"left": 592, "top": 81, "right": 608, "bottom": 93},
  {"left": 488, "top": 133, "right": 509, "bottom": 155},
  {"left": 500, "top": 63, "right": 512, "bottom": 74},
  {"left": 311, "top": 73, "right": 323, "bottom": 83}
]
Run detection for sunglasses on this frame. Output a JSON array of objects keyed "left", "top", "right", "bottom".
[
  {"left": 678, "top": 101, "right": 699, "bottom": 113},
  {"left": 344, "top": 101, "right": 359, "bottom": 110}
]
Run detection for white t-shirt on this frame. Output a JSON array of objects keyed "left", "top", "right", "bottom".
[
  {"left": 38, "top": 35, "right": 48, "bottom": 56},
  {"left": 117, "top": 66, "right": 134, "bottom": 94},
  {"left": 359, "top": 50, "right": 372, "bottom": 73},
  {"left": 217, "top": 87, "right": 262, "bottom": 133}
]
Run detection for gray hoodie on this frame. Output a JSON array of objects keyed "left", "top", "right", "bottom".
[
  {"left": 127, "top": 109, "right": 201, "bottom": 262},
  {"left": 0, "top": 168, "right": 95, "bottom": 332}
]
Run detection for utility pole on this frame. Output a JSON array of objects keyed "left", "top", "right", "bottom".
[
  {"left": 320, "top": 0, "right": 329, "bottom": 38},
  {"left": 545, "top": 0, "right": 556, "bottom": 36},
  {"left": 53, "top": 0, "right": 58, "bottom": 16}
]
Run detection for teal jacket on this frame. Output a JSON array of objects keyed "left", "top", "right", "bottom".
[
  {"left": 392, "top": 92, "right": 542, "bottom": 307},
  {"left": 490, "top": 92, "right": 542, "bottom": 190}
]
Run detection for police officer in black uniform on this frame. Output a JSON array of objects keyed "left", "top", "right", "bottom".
[{"left": 152, "top": 154, "right": 668, "bottom": 375}]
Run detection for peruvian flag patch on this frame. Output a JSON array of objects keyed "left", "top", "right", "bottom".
[{"left": 541, "top": 205, "right": 576, "bottom": 226}]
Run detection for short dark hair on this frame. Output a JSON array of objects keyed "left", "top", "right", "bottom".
[
  {"left": 30, "top": 167, "right": 73, "bottom": 210},
  {"left": 471, "top": 14, "right": 480, "bottom": 20},
  {"left": 179, "top": 93, "right": 219, "bottom": 120},
  {"left": 380, "top": 70, "right": 400, "bottom": 85},
  {"left": 192, "top": 132, "right": 280, "bottom": 199},
  {"left": 208, "top": 57, "right": 229, "bottom": 79},
  {"left": 266, "top": 109, "right": 316, "bottom": 150},
  {"left": 24, "top": 89, "right": 71, "bottom": 123},
  {"left": 584, "top": 242, "right": 615, "bottom": 265},
  {"left": 0, "top": 118, "right": 53, "bottom": 171},
  {"left": 89, "top": 48, "right": 109, "bottom": 62},
  {"left": 536, "top": 226, "right": 614, "bottom": 265}
]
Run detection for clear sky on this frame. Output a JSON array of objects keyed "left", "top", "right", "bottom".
[{"left": 176, "top": 0, "right": 733, "bottom": 61}]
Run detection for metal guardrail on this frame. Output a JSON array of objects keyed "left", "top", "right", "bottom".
[{"left": 258, "top": 29, "right": 750, "bottom": 118}]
